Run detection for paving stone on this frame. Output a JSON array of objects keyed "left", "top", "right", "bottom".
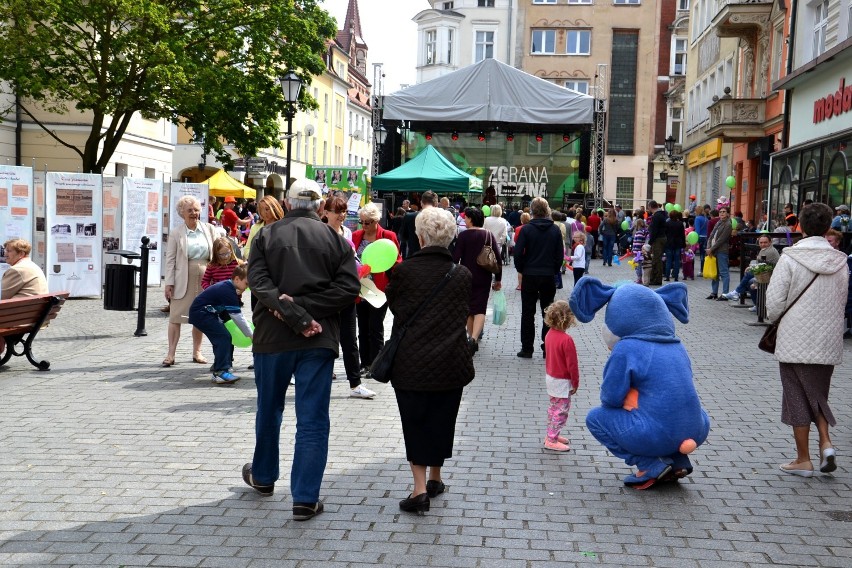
[{"left": 0, "top": 266, "right": 850, "bottom": 567}]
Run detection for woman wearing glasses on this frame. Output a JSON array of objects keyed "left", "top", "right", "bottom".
[
  {"left": 326, "top": 196, "right": 376, "bottom": 399},
  {"left": 352, "top": 202, "right": 401, "bottom": 375}
]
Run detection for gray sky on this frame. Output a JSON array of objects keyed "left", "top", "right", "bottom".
[{"left": 321, "top": 0, "right": 424, "bottom": 93}]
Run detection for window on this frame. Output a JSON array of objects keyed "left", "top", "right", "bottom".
[
  {"left": 425, "top": 29, "right": 437, "bottom": 65},
  {"left": 323, "top": 93, "right": 329, "bottom": 122},
  {"left": 475, "top": 31, "right": 494, "bottom": 62},
  {"left": 335, "top": 100, "right": 343, "bottom": 128},
  {"left": 616, "top": 178, "right": 635, "bottom": 211},
  {"left": 565, "top": 80, "right": 589, "bottom": 94},
  {"left": 312, "top": 138, "right": 317, "bottom": 164},
  {"left": 478, "top": 0, "right": 495, "bottom": 6},
  {"left": 608, "top": 31, "right": 638, "bottom": 154},
  {"left": 566, "top": 30, "right": 591, "bottom": 55},
  {"left": 567, "top": 0, "right": 592, "bottom": 3},
  {"left": 672, "top": 37, "right": 687, "bottom": 75},
  {"left": 813, "top": 0, "right": 828, "bottom": 58},
  {"left": 528, "top": 134, "right": 551, "bottom": 155},
  {"left": 669, "top": 107, "right": 683, "bottom": 144},
  {"left": 442, "top": 1, "right": 454, "bottom": 8},
  {"left": 771, "top": 25, "right": 783, "bottom": 83},
  {"left": 313, "top": 88, "right": 319, "bottom": 117},
  {"left": 322, "top": 141, "right": 327, "bottom": 165},
  {"left": 534, "top": 0, "right": 557, "bottom": 3},
  {"left": 447, "top": 29, "right": 455, "bottom": 64},
  {"left": 614, "top": 0, "right": 641, "bottom": 4},
  {"left": 531, "top": 30, "right": 556, "bottom": 54},
  {"left": 679, "top": 0, "right": 689, "bottom": 9}
]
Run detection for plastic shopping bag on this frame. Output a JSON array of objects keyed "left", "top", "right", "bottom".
[
  {"left": 492, "top": 290, "right": 507, "bottom": 326},
  {"left": 703, "top": 256, "right": 718, "bottom": 280}
]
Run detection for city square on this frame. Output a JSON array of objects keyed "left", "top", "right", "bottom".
[{"left": 1, "top": 263, "right": 850, "bottom": 567}]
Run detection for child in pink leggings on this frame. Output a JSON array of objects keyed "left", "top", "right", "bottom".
[{"left": 542, "top": 301, "right": 581, "bottom": 451}]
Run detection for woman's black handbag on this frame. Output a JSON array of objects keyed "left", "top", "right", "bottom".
[{"left": 370, "top": 265, "right": 458, "bottom": 383}]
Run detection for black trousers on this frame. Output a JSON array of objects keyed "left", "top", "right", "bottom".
[
  {"left": 356, "top": 301, "right": 389, "bottom": 367},
  {"left": 339, "top": 303, "right": 361, "bottom": 388},
  {"left": 520, "top": 274, "right": 556, "bottom": 353}
]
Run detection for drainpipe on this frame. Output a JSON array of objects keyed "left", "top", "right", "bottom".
[
  {"left": 15, "top": 91, "right": 21, "bottom": 166},
  {"left": 507, "top": 1, "right": 514, "bottom": 65},
  {"left": 781, "top": 0, "right": 798, "bottom": 149}
]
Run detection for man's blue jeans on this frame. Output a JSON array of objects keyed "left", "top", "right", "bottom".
[
  {"left": 735, "top": 272, "right": 757, "bottom": 303},
  {"left": 252, "top": 348, "right": 334, "bottom": 503},
  {"left": 664, "top": 247, "right": 682, "bottom": 280},
  {"left": 710, "top": 252, "right": 730, "bottom": 295}
]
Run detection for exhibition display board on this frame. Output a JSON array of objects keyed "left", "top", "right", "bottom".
[
  {"left": 0, "top": 165, "right": 34, "bottom": 277},
  {"left": 122, "top": 178, "right": 163, "bottom": 286},
  {"left": 44, "top": 173, "right": 103, "bottom": 297}
]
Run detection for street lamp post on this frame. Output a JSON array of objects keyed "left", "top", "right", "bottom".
[
  {"left": 372, "top": 124, "right": 387, "bottom": 176},
  {"left": 280, "top": 71, "right": 303, "bottom": 192},
  {"left": 664, "top": 135, "right": 679, "bottom": 167}
]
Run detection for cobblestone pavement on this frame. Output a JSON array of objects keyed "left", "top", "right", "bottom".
[{"left": 1, "top": 261, "right": 851, "bottom": 567}]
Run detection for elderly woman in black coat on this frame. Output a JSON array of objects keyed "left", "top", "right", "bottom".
[{"left": 385, "top": 206, "right": 475, "bottom": 515}]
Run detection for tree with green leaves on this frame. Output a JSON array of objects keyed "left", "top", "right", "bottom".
[{"left": 0, "top": 0, "right": 337, "bottom": 173}]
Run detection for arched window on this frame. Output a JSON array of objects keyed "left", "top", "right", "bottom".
[{"left": 826, "top": 152, "right": 848, "bottom": 209}]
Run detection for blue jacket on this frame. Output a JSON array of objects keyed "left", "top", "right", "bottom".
[{"left": 694, "top": 214, "right": 708, "bottom": 238}]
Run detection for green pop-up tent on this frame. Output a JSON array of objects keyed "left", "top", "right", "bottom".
[{"left": 372, "top": 145, "right": 482, "bottom": 193}]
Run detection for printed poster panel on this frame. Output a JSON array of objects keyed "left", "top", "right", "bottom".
[
  {"left": 307, "top": 165, "right": 368, "bottom": 206},
  {"left": 122, "top": 178, "right": 163, "bottom": 286},
  {"left": 101, "top": 177, "right": 123, "bottom": 254},
  {"left": 0, "top": 165, "right": 34, "bottom": 281},
  {"left": 168, "top": 182, "right": 209, "bottom": 232},
  {"left": 45, "top": 172, "right": 103, "bottom": 297},
  {"left": 32, "top": 172, "right": 46, "bottom": 270}
]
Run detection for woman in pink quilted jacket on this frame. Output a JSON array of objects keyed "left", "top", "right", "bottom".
[{"left": 766, "top": 202, "right": 848, "bottom": 478}]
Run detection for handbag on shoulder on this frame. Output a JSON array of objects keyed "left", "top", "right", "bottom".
[{"left": 476, "top": 233, "right": 499, "bottom": 274}]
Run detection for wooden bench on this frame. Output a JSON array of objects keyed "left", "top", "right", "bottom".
[{"left": 0, "top": 292, "right": 69, "bottom": 371}]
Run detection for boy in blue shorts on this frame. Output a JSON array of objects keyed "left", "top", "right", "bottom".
[{"left": 189, "top": 264, "right": 252, "bottom": 384}]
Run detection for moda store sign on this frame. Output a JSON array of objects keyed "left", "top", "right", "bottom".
[{"left": 813, "top": 77, "right": 852, "bottom": 124}]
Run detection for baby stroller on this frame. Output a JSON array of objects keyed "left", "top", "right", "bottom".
[{"left": 502, "top": 233, "right": 512, "bottom": 265}]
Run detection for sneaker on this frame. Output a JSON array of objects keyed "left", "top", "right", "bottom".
[
  {"left": 723, "top": 291, "right": 740, "bottom": 301},
  {"left": 544, "top": 437, "right": 570, "bottom": 452},
  {"left": 749, "top": 306, "right": 757, "bottom": 312},
  {"left": 241, "top": 463, "right": 274, "bottom": 495},
  {"left": 290, "top": 376, "right": 296, "bottom": 385},
  {"left": 350, "top": 384, "right": 376, "bottom": 399},
  {"left": 212, "top": 371, "right": 240, "bottom": 384}
]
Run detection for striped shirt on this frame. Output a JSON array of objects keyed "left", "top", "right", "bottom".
[{"left": 201, "top": 260, "right": 238, "bottom": 289}]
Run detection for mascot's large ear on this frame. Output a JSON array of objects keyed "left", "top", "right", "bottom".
[
  {"left": 569, "top": 277, "right": 615, "bottom": 323},
  {"left": 655, "top": 282, "right": 689, "bottom": 323}
]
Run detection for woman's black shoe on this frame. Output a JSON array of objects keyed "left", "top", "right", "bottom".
[
  {"left": 706, "top": 294, "right": 717, "bottom": 300},
  {"left": 399, "top": 492, "right": 430, "bottom": 515},
  {"left": 426, "top": 480, "right": 446, "bottom": 498}
]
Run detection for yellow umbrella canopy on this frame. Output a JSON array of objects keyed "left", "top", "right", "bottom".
[{"left": 205, "top": 169, "right": 256, "bottom": 199}]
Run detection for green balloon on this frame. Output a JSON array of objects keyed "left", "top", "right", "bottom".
[
  {"left": 225, "top": 319, "right": 253, "bottom": 348},
  {"left": 760, "top": 229, "right": 770, "bottom": 234},
  {"left": 361, "top": 238, "right": 398, "bottom": 273},
  {"left": 665, "top": 203, "right": 674, "bottom": 212},
  {"left": 621, "top": 220, "right": 629, "bottom": 230},
  {"left": 673, "top": 204, "right": 682, "bottom": 212},
  {"left": 731, "top": 218, "right": 738, "bottom": 230},
  {"left": 686, "top": 231, "right": 699, "bottom": 245},
  {"left": 725, "top": 175, "right": 736, "bottom": 189},
  {"left": 482, "top": 205, "right": 491, "bottom": 216}
]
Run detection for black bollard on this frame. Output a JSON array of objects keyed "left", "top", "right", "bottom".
[{"left": 134, "top": 236, "right": 150, "bottom": 337}]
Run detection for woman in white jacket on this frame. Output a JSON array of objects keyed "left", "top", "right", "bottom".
[{"left": 766, "top": 202, "right": 848, "bottom": 478}]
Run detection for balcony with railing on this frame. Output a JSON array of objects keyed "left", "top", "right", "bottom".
[
  {"left": 712, "top": 0, "right": 773, "bottom": 39},
  {"left": 704, "top": 88, "right": 767, "bottom": 141}
]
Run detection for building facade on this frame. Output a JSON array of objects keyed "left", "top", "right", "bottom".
[
  {"left": 413, "top": 0, "right": 516, "bottom": 84},
  {"left": 769, "top": 0, "right": 852, "bottom": 228},
  {"left": 516, "top": 0, "right": 661, "bottom": 211}
]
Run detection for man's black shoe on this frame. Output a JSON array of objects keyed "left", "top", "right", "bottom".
[
  {"left": 516, "top": 351, "right": 533, "bottom": 358},
  {"left": 293, "top": 500, "right": 324, "bottom": 521},
  {"left": 242, "top": 463, "right": 274, "bottom": 496}
]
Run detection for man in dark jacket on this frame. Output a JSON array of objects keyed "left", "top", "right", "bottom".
[
  {"left": 398, "top": 190, "right": 438, "bottom": 258},
  {"left": 514, "top": 197, "right": 564, "bottom": 358},
  {"left": 244, "top": 178, "right": 360, "bottom": 520},
  {"left": 647, "top": 200, "right": 668, "bottom": 285}
]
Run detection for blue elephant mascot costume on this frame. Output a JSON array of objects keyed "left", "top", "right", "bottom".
[{"left": 569, "top": 278, "right": 711, "bottom": 489}]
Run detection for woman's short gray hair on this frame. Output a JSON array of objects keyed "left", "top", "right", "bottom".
[
  {"left": 359, "top": 202, "right": 381, "bottom": 222},
  {"left": 415, "top": 207, "right": 456, "bottom": 248},
  {"left": 176, "top": 195, "right": 201, "bottom": 219},
  {"left": 491, "top": 204, "right": 502, "bottom": 217}
]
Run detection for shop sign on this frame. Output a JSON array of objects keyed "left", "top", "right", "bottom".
[
  {"left": 687, "top": 139, "right": 722, "bottom": 169},
  {"left": 813, "top": 78, "right": 852, "bottom": 124},
  {"left": 246, "top": 157, "right": 268, "bottom": 173}
]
